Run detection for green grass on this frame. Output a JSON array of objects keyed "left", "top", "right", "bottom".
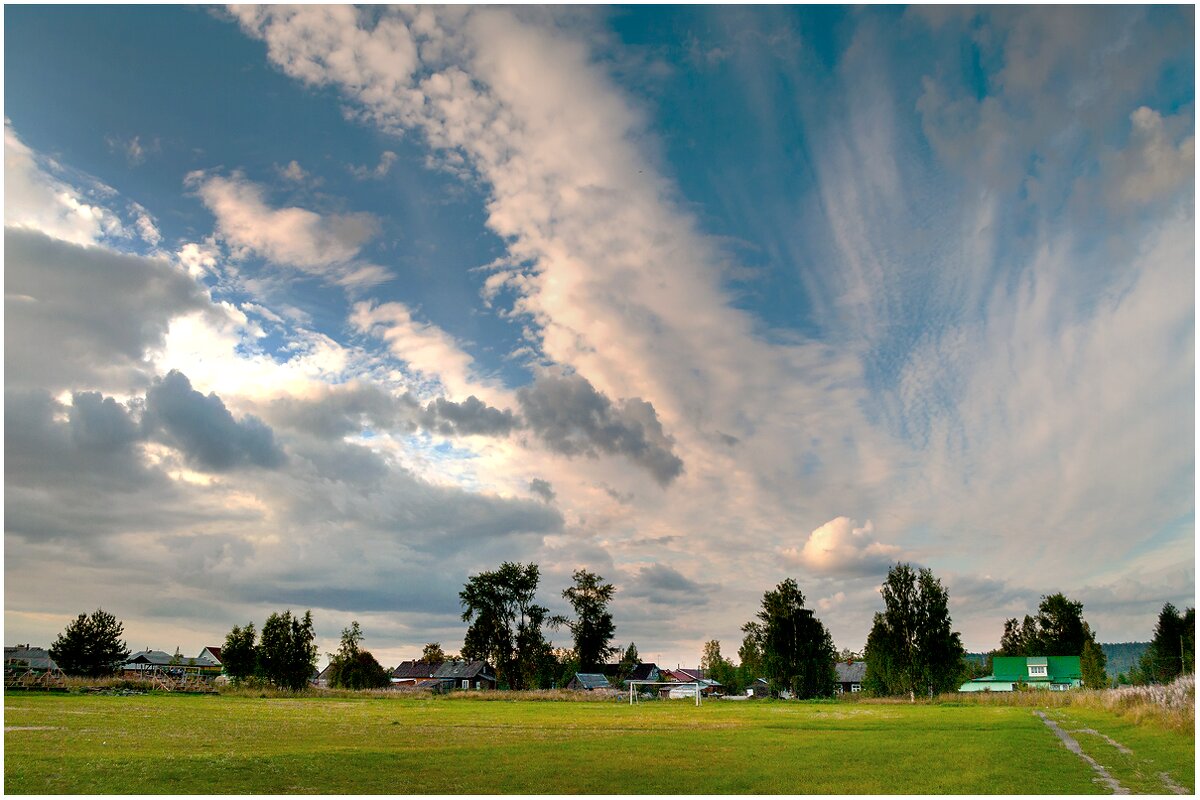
[{"left": 4, "top": 693, "right": 1192, "bottom": 794}]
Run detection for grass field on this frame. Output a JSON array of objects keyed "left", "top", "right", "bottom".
[{"left": 4, "top": 693, "right": 1194, "bottom": 794}]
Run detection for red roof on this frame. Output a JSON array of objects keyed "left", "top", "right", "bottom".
[{"left": 205, "top": 646, "right": 223, "bottom": 663}]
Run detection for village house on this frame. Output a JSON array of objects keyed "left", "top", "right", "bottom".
[
  {"left": 657, "top": 668, "right": 722, "bottom": 697},
  {"left": 835, "top": 661, "right": 866, "bottom": 693},
  {"left": 958, "top": 655, "right": 1083, "bottom": 692},
  {"left": 124, "top": 649, "right": 220, "bottom": 677},
  {"left": 433, "top": 660, "right": 496, "bottom": 691},
  {"left": 391, "top": 660, "right": 441, "bottom": 686},
  {"left": 4, "top": 645, "right": 60, "bottom": 675},
  {"left": 566, "top": 673, "right": 611, "bottom": 691},
  {"left": 197, "top": 646, "right": 223, "bottom": 676}
]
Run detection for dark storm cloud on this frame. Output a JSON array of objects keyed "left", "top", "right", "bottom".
[
  {"left": 528, "top": 478, "right": 556, "bottom": 503},
  {"left": 68, "top": 391, "right": 142, "bottom": 451},
  {"left": 143, "top": 370, "right": 286, "bottom": 471},
  {"left": 4, "top": 227, "right": 211, "bottom": 391},
  {"left": 4, "top": 389, "right": 262, "bottom": 544},
  {"left": 263, "top": 384, "right": 518, "bottom": 440},
  {"left": 517, "top": 373, "right": 684, "bottom": 486},
  {"left": 420, "top": 395, "right": 520, "bottom": 437},
  {"left": 6, "top": 389, "right": 154, "bottom": 493},
  {"left": 624, "top": 563, "right": 716, "bottom": 606},
  {"left": 263, "top": 382, "right": 419, "bottom": 439}
]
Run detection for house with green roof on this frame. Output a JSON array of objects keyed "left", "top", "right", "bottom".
[{"left": 959, "top": 655, "right": 1082, "bottom": 692}]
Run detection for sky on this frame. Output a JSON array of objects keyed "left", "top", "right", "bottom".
[{"left": 3, "top": 5, "right": 1195, "bottom": 670}]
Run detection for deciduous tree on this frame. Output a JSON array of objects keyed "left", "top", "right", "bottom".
[
  {"left": 222, "top": 622, "right": 258, "bottom": 681},
  {"left": 257, "top": 609, "right": 317, "bottom": 691},
  {"left": 326, "top": 621, "right": 391, "bottom": 690},
  {"left": 48, "top": 608, "right": 130, "bottom": 677},
  {"left": 420, "top": 642, "right": 447, "bottom": 664},
  {"left": 754, "top": 578, "right": 836, "bottom": 698},
  {"left": 560, "top": 569, "right": 618, "bottom": 670},
  {"left": 460, "top": 561, "right": 552, "bottom": 689},
  {"left": 700, "top": 639, "right": 740, "bottom": 694},
  {"left": 863, "top": 563, "right": 965, "bottom": 700}
]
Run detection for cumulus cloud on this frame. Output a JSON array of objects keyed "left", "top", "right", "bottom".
[
  {"left": 143, "top": 370, "right": 286, "bottom": 471},
  {"left": 187, "top": 170, "right": 386, "bottom": 288},
  {"left": 517, "top": 373, "right": 683, "bottom": 486},
  {"left": 421, "top": 395, "right": 519, "bottom": 437},
  {"left": 783, "top": 517, "right": 900, "bottom": 576},
  {"left": 5, "top": 123, "right": 126, "bottom": 245},
  {"left": 68, "top": 391, "right": 142, "bottom": 452},
  {"left": 5, "top": 227, "right": 212, "bottom": 392}
]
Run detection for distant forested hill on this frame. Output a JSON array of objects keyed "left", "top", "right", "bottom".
[{"left": 1102, "top": 642, "right": 1150, "bottom": 678}]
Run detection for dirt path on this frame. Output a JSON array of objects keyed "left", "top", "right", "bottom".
[{"left": 1034, "top": 711, "right": 1129, "bottom": 795}]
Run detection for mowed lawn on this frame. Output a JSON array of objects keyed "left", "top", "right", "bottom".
[{"left": 4, "top": 693, "right": 1193, "bottom": 794}]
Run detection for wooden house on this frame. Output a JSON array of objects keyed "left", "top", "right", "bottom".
[
  {"left": 432, "top": 660, "right": 496, "bottom": 691},
  {"left": 391, "top": 659, "right": 441, "bottom": 686},
  {"left": 834, "top": 661, "right": 866, "bottom": 693},
  {"left": 566, "top": 672, "right": 611, "bottom": 690}
]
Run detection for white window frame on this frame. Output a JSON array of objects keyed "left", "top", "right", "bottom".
[{"left": 1029, "top": 665, "right": 1047, "bottom": 677}]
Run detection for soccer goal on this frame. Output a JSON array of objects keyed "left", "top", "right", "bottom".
[{"left": 627, "top": 680, "right": 703, "bottom": 706}]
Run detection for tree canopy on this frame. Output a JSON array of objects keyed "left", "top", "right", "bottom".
[
  {"left": 700, "top": 639, "right": 741, "bottom": 693},
  {"left": 1134, "top": 603, "right": 1196, "bottom": 684},
  {"left": 222, "top": 622, "right": 258, "bottom": 681},
  {"left": 863, "top": 563, "right": 965, "bottom": 700},
  {"left": 326, "top": 621, "right": 390, "bottom": 690},
  {"left": 460, "top": 561, "right": 554, "bottom": 689},
  {"left": 48, "top": 608, "right": 130, "bottom": 677},
  {"left": 559, "top": 569, "right": 618, "bottom": 671},
  {"left": 997, "top": 593, "right": 1097, "bottom": 658},
  {"left": 751, "top": 578, "right": 836, "bottom": 698},
  {"left": 420, "top": 642, "right": 447, "bottom": 664},
  {"left": 1080, "top": 638, "right": 1109, "bottom": 688},
  {"left": 257, "top": 609, "right": 317, "bottom": 691}
]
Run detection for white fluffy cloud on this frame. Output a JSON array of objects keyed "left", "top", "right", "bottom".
[
  {"left": 783, "top": 517, "right": 900, "bottom": 576},
  {"left": 187, "top": 170, "right": 388, "bottom": 288},
  {"left": 5, "top": 123, "right": 125, "bottom": 245}
]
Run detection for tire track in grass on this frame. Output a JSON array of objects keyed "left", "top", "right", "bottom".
[
  {"left": 1034, "top": 711, "right": 1129, "bottom": 794},
  {"left": 1157, "top": 772, "right": 1188, "bottom": 795}
]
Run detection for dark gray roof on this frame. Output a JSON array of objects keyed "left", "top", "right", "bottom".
[
  {"left": 5, "top": 646, "right": 59, "bottom": 672},
  {"left": 572, "top": 673, "right": 611, "bottom": 690},
  {"left": 627, "top": 663, "right": 659, "bottom": 681},
  {"left": 835, "top": 662, "right": 866, "bottom": 683},
  {"left": 125, "top": 650, "right": 219, "bottom": 668},
  {"left": 393, "top": 660, "right": 441, "bottom": 679},
  {"left": 433, "top": 660, "right": 494, "bottom": 680}
]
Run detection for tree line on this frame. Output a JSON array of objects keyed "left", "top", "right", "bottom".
[{"left": 44, "top": 564, "right": 1195, "bottom": 696}]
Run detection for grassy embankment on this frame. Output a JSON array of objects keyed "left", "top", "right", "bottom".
[{"left": 5, "top": 690, "right": 1192, "bottom": 794}]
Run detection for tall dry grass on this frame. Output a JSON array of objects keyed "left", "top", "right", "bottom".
[{"left": 937, "top": 674, "right": 1195, "bottom": 734}]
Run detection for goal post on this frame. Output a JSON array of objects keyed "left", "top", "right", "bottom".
[{"left": 627, "top": 680, "right": 703, "bottom": 707}]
